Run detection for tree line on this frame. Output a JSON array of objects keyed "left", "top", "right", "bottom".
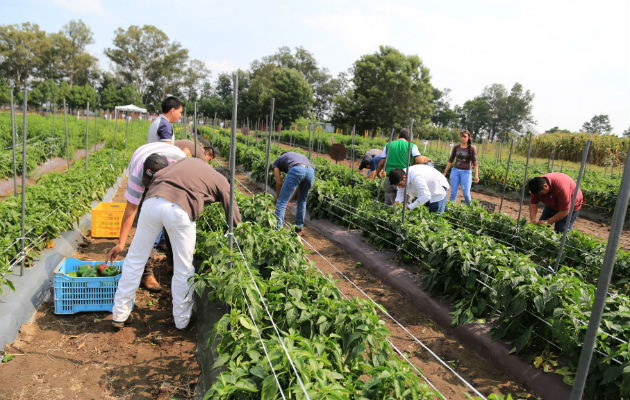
[{"left": 1, "top": 20, "right": 626, "bottom": 139}]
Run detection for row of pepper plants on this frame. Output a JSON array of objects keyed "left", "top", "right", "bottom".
[
  {"left": 209, "top": 127, "right": 630, "bottom": 297},
  {"left": 235, "top": 127, "right": 624, "bottom": 218},
  {"left": 0, "top": 113, "right": 146, "bottom": 179},
  {"left": 203, "top": 128, "right": 629, "bottom": 399},
  {"left": 0, "top": 125, "right": 147, "bottom": 294},
  {"left": 193, "top": 192, "right": 438, "bottom": 399}
]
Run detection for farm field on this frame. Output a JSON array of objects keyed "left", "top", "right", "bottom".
[{"left": 203, "top": 127, "right": 629, "bottom": 399}]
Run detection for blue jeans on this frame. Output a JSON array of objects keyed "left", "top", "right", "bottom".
[
  {"left": 540, "top": 206, "right": 580, "bottom": 233},
  {"left": 449, "top": 167, "right": 472, "bottom": 204},
  {"left": 427, "top": 196, "right": 447, "bottom": 213},
  {"left": 275, "top": 166, "right": 315, "bottom": 230}
]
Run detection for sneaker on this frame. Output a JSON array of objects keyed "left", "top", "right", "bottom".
[
  {"left": 111, "top": 313, "right": 133, "bottom": 331},
  {"left": 112, "top": 319, "right": 126, "bottom": 330}
]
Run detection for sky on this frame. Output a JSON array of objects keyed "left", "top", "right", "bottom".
[{"left": 2, "top": 0, "right": 628, "bottom": 134}]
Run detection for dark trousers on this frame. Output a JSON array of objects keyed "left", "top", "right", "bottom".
[{"left": 540, "top": 206, "right": 580, "bottom": 233}]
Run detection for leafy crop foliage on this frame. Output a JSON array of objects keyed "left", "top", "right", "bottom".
[
  {"left": 214, "top": 126, "right": 627, "bottom": 218},
  {"left": 193, "top": 193, "right": 437, "bottom": 399},
  {"left": 205, "top": 129, "right": 629, "bottom": 399},
  {"left": 0, "top": 120, "right": 147, "bottom": 294},
  {"left": 0, "top": 112, "right": 148, "bottom": 179}
]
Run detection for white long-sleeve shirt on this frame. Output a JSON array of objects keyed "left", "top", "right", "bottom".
[{"left": 395, "top": 164, "right": 450, "bottom": 209}]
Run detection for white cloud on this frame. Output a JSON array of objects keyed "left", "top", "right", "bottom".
[{"left": 50, "top": 0, "right": 105, "bottom": 14}]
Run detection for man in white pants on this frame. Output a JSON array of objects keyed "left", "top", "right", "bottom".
[{"left": 111, "top": 156, "right": 241, "bottom": 330}]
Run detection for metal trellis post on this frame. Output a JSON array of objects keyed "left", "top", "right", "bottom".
[
  {"left": 499, "top": 139, "right": 515, "bottom": 212},
  {"left": 376, "top": 128, "right": 395, "bottom": 201},
  {"left": 350, "top": 125, "right": 356, "bottom": 170},
  {"left": 228, "top": 74, "right": 239, "bottom": 252},
  {"left": 516, "top": 131, "right": 533, "bottom": 233},
  {"left": 569, "top": 143, "right": 630, "bottom": 400},
  {"left": 20, "top": 86, "right": 27, "bottom": 276},
  {"left": 110, "top": 110, "right": 118, "bottom": 167},
  {"left": 401, "top": 120, "right": 415, "bottom": 225},
  {"left": 10, "top": 89, "right": 17, "bottom": 196},
  {"left": 63, "top": 99, "right": 69, "bottom": 170},
  {"left": 194, "top": 102, "right": 198, "bottom": 158},
  {"left": 123, "top": 116, "right": 129, "bottom": 157},
  {"left": 84, "top": 102, "right": 89, "bottom": 172},
  {"left": 554, "top": 140, "right": 591, "bottom": 272}
]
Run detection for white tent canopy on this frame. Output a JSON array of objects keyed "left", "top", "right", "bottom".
[{"left": 114, "top": 104, "right": 147, "bottom": 113}]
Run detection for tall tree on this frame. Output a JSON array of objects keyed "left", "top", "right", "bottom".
[
  {"left": 431, "top": 88, "right": 459, "bottom": 128},
  {"left": 335, "top": 46, "right": 433, "bottom": 132},
  {"left": 623, "top": 126, "right": 630, "bottom": 137},
  {"left": 60, "top": 20, "right": 97, "bottom": 86},
  {"left": 269, "top": 67, "right": 313, "bottom": 124},
  {"left": 105, "top": 25, "right": 188, "bottom": 109},
  {"left": 458, "top": 97, "right": 491, "bottom": 140},
  {"left": 479, "top": 82, "right": 534, "bottom": 141},
  {"left": 180, "top": 59, "right": 210, "bottom": 101},
  {"left": 582, "top": 114, "right": 612, "bottom": 134},
  {"left": 0, "top": 22, "right": 47, "bottom": 89}
]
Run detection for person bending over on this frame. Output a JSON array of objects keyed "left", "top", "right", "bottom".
[
  {"left": 527, "top": 173, "right": 583, "bottom": 233},
  {"left": 374, "top": 129, "right": 431, "bottom": 204},
  {"left": 389, "top": 165, "right": 450, "bottom": 213},
  {"left": 273, "top": 152, "right": 315, "bottom": 234},
  {"left": 105, "top": 143, "right": 188, "bottom": 291},
  {"left": 111, "top": 157, "right": 241, "bottom": 330}
]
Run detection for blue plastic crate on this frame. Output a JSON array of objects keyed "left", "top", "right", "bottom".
[{"left": 53, "top": 257, "right": 125, "bottom": 315}]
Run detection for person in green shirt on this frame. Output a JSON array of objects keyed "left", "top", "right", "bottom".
[{"left": 373, "top": 129, "right": 431, "bottom": 204}]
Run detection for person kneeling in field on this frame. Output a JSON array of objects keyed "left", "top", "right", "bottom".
[
  {"left": 388, "top": 165, "right": 450, "bottom": 213},
  {"left": 527, "top": 173, "right": 583, "bottom": 233},
  {"left": 111, "top": 156, "right": 241, "bottom": 330}
]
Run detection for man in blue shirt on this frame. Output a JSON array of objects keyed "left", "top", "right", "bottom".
[
  {"left": 147, "top": 96, "right": 184, "bottom": 144},
  {"left": 272, "top": 152, "right": 315, "bottom": 234}
]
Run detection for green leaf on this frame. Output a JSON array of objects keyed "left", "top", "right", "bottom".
[
  {"left": 2, "top": 354, "right": 15, "bottom": 363},
  {"left": 288, "top": 288, "right": 302, "bottom": 302},
  {"left": 261, "top": 374, "right": 279, "bottom": 400},
  {"left": 239, "top": 316, "right": 257, "bottom": 332}
]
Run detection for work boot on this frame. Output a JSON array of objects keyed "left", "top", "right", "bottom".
[{"left": 141, "top": 273, "right": 161, "bottom": 292}]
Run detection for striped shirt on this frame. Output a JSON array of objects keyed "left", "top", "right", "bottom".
[{"left": 125, "top": 142, "right": 187, "bottom": 205}]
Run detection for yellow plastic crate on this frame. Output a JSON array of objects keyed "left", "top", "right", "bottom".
[{"left": 91, "top": 202, "right": 126, "bottom": 238}]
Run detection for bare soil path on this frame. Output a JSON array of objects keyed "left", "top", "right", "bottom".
[{"left": 0, "top": 177, "right": 198, "bottom": 400}]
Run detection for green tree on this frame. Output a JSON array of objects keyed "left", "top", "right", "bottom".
[
  {"left": 0, "top": 22, "right": 47, "bottom": 90},
  {"left": 180, "top": 59, "right": 210, "bottom": 101},
  {"left": 479, "top": 82, "right": 534, "bottom": 141},
  {"left": 623, "top": 126, "right": 630, "bottom": 137},
  {"left": 458, "top": 97, "right": 491, "bottom": 140},
  {"left": 431, "top": 88, "right": 459, "bottom": 128},
  {"left": 105, "top": 25, "right": 189, "bottom": 109},
  {"left": 335, "top": 46, "right": 433, "bottom": 132},
  {"left": 59, "top": 20, "right": 97, "bottom": 86},
  {"left": 582, "top": 114, "right": 612, "bottom": 134},
  {"left": 67, "top": 84, "right": 98, "bottom": 110},
  {"left": 269, "top": 67, "right": 313, "bottom": 124}
]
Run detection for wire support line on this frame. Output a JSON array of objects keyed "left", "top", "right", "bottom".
[
  {"left": 227, "top": 224, "right": 312, "bottom": 400},
  {"left": 225, "top": 176, "right": 451, "bottom": 398},
  {"left": 239, "top": 285, "right": 288, "bottom": 400},
  {"left": 296, "top": 231, "right": 460, "bottom": 400},
  {"left": 320, "top": 199, "right": 626, "bottom": 364},
  {"left": 201, "top": 217, "right": 289, "bottom": 399},
  {"left": 323, "top": 193, "right": 625, "bottom": 307},
  {"left": 306, "top": 206, "right": 489, "bottom": 399}
]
